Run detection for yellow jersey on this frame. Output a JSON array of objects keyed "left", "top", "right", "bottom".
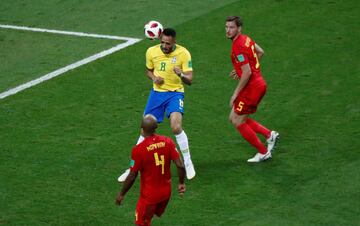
[{"left": 146, "top": 44, "right": 192, "bottom": 92}]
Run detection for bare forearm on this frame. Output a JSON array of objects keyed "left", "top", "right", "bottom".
[
  {"left": 255, "top": 43, "right": 264, "bottom": 60},
  {"left": 174, "top": 158, "right": 185, "bottom": 184},
  {"left": 179, "top": 72, "right": 192, "bottom": 85},
  {"left": 174, "top": 66, "right": 193, "bottom": 85},
  {"left": 119, "top": 174, "right": 136, "bottom": 196},
  {"left": 177, "top": 166, "right": 186, "bottom": 184},
  {"left": 233, "top": 73, "right": 250, "bottom": 96},
  {"left": 116, "top": 171, "right": 137, "bottom": 205},
  {"left": 232, "top": 63, "right": 252, "bottom": 97},
  {"left": 146, "top": 70, "right": 155, "bottom": 81},
  {"left": 146, "top": 69, "right": 164, "bottom": 85}
]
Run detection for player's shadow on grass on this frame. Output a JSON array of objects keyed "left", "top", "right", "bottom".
[
  {"left": 190, "top": 156, "right": 283, "bottom": 181},
  {"left": 191, "top": 158, "right": 247, "bottom": 177}
]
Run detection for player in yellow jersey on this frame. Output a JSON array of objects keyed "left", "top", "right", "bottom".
[{"left": 118, "top": 28, "right": 195, "bottom": 181}]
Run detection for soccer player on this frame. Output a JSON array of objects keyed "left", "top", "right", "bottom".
[
  {"left": 118, "top": 28, "right": 195, "bottom": 181},
  {"left": 225, "top": 16, "right": 279, "bottom": 162},
  {"left": 115, "top": 114, "right": 186, "bottom": 226}
]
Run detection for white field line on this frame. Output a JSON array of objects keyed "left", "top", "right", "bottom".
[
  {"left": 0, "top": 24, "right": 134, "bottom": 41},
  {"left": 0, "top": 24, "right": 142, "bottom": 99}
]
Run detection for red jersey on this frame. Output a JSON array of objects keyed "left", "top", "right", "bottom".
[
  {"left": 130, "top": 134, "right": 180, "bottom": 204},
  {"left": 231, "top": 34, "right": 265, "bottom": 87}
]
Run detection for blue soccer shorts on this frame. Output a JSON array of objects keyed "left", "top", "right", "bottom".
[{"left": 143, "top": 89, "right": 184, "bottom": 123}]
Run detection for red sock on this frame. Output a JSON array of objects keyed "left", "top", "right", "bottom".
[
  {"left": 237, "top": 123, "right": 267, "bottom": 154},
  {"left": 246, "top": 118, "right": 271, "bottom": 139}
]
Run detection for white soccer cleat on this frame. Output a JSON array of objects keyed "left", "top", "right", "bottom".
[
  {"left": 117, "top": 169, "right": 130, "bottom": 182},
  {"left": 184, "top": 160, "right": 196, "bottom": 180},
  {"left": 247, "top": 151, "right": 272, "bottom": 163},
  {"left": 267, "top": 131, "right": 279, "bottom": 153}
]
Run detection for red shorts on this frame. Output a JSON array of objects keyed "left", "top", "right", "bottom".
[
  {"left": 233, "top": 83, "right": 267, "bottom": 115},
  {"left": 135, "top": 197, "right": 170, "bottom": 226}
]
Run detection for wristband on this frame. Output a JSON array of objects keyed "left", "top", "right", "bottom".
[{"left": 180, "top": 73, "right": 185, "bottom": 78}]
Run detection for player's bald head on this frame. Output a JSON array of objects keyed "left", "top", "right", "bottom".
[{"left": 141, "top": 114, "right": 158, "bottom": 135}]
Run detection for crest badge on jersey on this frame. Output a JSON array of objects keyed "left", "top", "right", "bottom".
[
  {"left": 130, "top": 159, "right": 135, "bottom": 167},
  {"left": 171, "top": 57, "right": 177, "bottom": 64},
  {"left": 237, "top": 54, "right": 245, "bottom": 63}
]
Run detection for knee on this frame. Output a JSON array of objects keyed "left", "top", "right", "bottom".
[
  {"left": 229, "top": 114, "right": 246, "bottom": 127},
  {"left": 229, "top": 114, "right": 237, "bottom": 126},
  {"left": 229, "top": 116, "right": 235, "bottom": 125},
  {"left": 171, "top": 123, "right": 182, "bottom": 134}
]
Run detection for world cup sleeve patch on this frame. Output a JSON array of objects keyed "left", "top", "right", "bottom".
[
  {"left": 237, "top": 54, "right": 245, "bottom": 63},
  {"left": 188, "top": 60, "right": 192, "bottom": 68},
  {"left": 130, "top": 159, "right": 135, "bottom": 167}
]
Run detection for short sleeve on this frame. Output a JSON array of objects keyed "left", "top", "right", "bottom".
[
  {"left": 180, "top": 49, "right": 193, "bottom": 72},
  {"left": 146, "top": 48, "right": 154, "bottom": 70},
  {"left": 233, "top": 46, "right": 249, "bottom": 67},
  {"left": 130, "top": 146, "right": 141, "bottom": 172}
]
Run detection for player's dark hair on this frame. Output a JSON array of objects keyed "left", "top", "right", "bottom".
[
  {"left": 162, "top": 28, "right": 176, "bottom": 38},
  {"left": 226, "top": 16, "right": 243, "bottom": 27}
]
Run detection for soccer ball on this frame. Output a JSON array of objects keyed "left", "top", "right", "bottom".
[{"left": 144, "top": 21, "right": 163, "bottom": 39}]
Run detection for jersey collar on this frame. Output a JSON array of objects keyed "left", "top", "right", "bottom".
[{"left": 160, "top": 44, "right": 177, "bottom": 54}]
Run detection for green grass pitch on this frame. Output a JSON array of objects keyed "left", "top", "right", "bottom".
[{"left": 0, "top": 0, "right": 359, "bottom": 225}]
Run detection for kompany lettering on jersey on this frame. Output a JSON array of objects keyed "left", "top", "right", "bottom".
[{"left": 146, "top": 142, "right": 166, "bottom": 151}]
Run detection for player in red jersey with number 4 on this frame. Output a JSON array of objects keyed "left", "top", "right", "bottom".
[
  {"left": 115, "top": 114, "right": 186, "bottom": 226},
  {"left": 226, "top": 16, "right": 279, "bottom": 162}
]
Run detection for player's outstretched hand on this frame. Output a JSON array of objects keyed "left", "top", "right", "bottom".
[
  {"left": 178, "top": 183, "right": 186, "bottom": 197},
  {"left": 229, "top": 70, "right": 238, "bottom": 79},
  {"left": 115, "top": 194, "right": 125, "bottom": 206}
]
